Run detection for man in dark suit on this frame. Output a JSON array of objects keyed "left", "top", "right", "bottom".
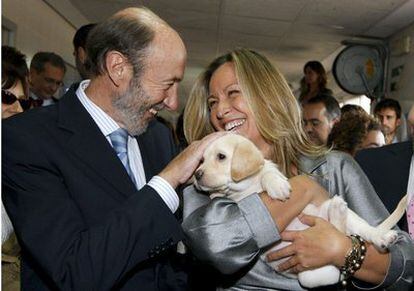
[
  {"left": 3, "top": 7, "right": 220, "bottom": 290},
  {"left": 355, "top": 140, "right": 413, "bottom": 231}
]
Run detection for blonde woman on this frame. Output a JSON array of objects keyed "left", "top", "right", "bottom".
[{"left": 182, "top": 49, "right": 413, "bottom": 290}]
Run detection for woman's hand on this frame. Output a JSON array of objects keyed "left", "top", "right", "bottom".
[
  {"left": 266, "top": 214, "right": 351, "bottom": 273},
  {"left": 266, "top": 213, "right": 390, "bottom": 285}
]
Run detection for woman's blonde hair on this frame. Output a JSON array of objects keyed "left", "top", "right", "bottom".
[{"left": 184, "top": 48, "right": 325, "bottom": 176}]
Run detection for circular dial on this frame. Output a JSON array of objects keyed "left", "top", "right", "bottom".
[{"left": 333, "top": 45, "right": 383, "bottom": 95}]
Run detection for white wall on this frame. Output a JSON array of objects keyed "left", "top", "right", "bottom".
[
  {"left": 388, "top": 22, "right": 414, "bottom": 113},
  {"left": 2, "top": 0, "right": 80, "bottom": 88}
]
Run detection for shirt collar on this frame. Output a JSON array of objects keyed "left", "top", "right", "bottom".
[
  {"left": 29, "top": 91, "right": 40, "bottom": 100},
  {"left": 76, "top": 80, "right": 120, "bottom": 137}
]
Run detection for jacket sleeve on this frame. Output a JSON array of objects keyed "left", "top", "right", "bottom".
[
  {"left": 2, "top": 123, "right": 183, "bottom": 290},
  {"left": 182, "top": 186, "right": 280, "bottom": 274},
  {"left": 329, "top": 152, "right": 414, "bottom": 290}
]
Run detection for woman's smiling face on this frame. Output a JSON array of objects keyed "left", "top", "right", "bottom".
[{"left": 208, "top": 62, "right": 270, "bottom": 156}]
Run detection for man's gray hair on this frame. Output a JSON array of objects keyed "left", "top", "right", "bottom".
[
  {"left": 307, "top": 93, "right": 341, "bottom": 121},
  {"left": 85, "top": 7, "right": 167, "bottom": 79}
]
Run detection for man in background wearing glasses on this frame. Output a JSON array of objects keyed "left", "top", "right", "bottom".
[{"left": 29, "top": 51, "right": 66, "bottom": 106}]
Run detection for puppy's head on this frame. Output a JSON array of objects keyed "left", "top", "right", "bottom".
[{"left": 194, "top": 134, "right": 264, "bottom": 194}]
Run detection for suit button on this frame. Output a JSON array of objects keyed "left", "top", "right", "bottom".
[{"left": 148, "top": 249, "right": 156, "bottom": 258}]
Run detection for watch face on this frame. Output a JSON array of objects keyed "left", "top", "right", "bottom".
[{"left": 333, "top": 45, "right": 383, "bottom": 95}]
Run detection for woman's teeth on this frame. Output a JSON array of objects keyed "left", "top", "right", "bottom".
[{"left": 225, "top": 119, "right": 245, "bottom": 131}]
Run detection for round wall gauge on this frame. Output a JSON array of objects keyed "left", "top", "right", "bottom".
[{"left": 333, "top": 45, "right": 383, "bottom": 96}]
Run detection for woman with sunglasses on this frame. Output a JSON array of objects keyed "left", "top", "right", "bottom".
[
  {"left": 2, "top": 46, "right": 30, "bottom": 118},
  {"left": 2, "top": 45, "right": 30, "bottom": 291}
]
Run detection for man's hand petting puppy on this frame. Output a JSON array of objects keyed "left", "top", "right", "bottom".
[{"left": 159, "top": 132, "right": 227, "bottom": 189}]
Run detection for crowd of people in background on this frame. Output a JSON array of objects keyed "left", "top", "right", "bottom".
[
  {"left": 2, "top": 6, "right": 414, "bottom": 291},
  {"left": 2, "top": 42, "right": 411, "bottom": 157}
]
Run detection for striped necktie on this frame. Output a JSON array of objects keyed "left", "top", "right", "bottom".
[{"left": 109, "top": 128, "right": 136, "bottom": 186}]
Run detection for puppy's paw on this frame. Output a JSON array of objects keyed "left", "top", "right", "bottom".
[
  {"left": 261, "top": 168, "right": 291, "bottom": 201},
  {"left": 328, "top": 196, "right": 347, "bottom": 232},
  {"left": 371, "top": 230, "right": 398, "bottom": 250},
  {"left": 260, "top": 160, "right": 291, "bottom": 201}
]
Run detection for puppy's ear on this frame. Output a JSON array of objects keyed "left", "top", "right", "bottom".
[{"left": 231, "top": 140, "right": 264, "bottom": 182}]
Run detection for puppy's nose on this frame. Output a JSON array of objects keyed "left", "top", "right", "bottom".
[{"left": 195, "top": 169, "right": 203, "bottom": 181}]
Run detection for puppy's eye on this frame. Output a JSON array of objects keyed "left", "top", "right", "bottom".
[
  {"left": 200, "top": 157, "right": 204, "bottom": 164},
  {"left": 217, "top": 153, "right": 226, "bottom": 160}
]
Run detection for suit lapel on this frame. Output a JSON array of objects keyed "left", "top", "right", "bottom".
[
  {"left": 136, "top": 123, "right": 158, "bottom": 182},
  {"left": 56, "top": 91, "right": 136, "bottom": 199},
  {"left": 389, "top": 141, "right": 413, "bottom": 182}
]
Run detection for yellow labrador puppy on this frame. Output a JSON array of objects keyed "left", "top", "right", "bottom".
[
  {"left": 193, "top": 133, "right": 407, "bottom": 288},
  {"left": 194, "top": 133, "right": 291, "bottom": 201}
]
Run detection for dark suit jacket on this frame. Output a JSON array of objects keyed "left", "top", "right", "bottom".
[
  {"left": 355, "top": 141, "right": 413, "bottom": 231},
  {"left": 2, "top": 90, "right": 187, "bottom": 290}
]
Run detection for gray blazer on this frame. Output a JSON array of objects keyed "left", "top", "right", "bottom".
[{"left": 183, "top": 151, "right": 414, "bottom": 290}]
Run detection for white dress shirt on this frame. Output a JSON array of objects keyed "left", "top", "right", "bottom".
[
  {"left": 1, "top": 202, "right": 13, "bottom": 244},
  {"left": 76, "top": 80, "right": 179, "bottom": 213},
  {"left": 29, "top": 91, "right": 56, "bottom": 106}
]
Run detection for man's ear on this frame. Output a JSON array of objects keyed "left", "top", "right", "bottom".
[
  {"left": 105, "top": 51, "right": 128, "bottom": 87},
  {"left": 231, "top": 140, "right": 264, "bottom": 182},
  {"left": 330, "top": 116, "right": 340, "bottom": 129},
  {"left": 29, "top": 68, "right": 39, "bottom": 84},
  {"left": 77, "top": 47, "right": 87, "bottom": 64},
  {"left": 396, "top": 117, "right": 401, "bottom": 127}
]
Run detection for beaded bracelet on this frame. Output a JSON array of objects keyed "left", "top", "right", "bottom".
[{"left": 340, "top": 234, "right": 367, "bottom": 287}]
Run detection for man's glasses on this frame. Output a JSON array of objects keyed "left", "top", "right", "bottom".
[{"left": 2, "top": 89, "right": 40, "bottom": 111}]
